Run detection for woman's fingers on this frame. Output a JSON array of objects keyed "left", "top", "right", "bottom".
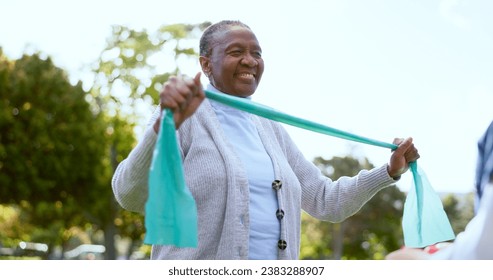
[{"left": 157, "top": 72, "right": 205, "bottom": 129}]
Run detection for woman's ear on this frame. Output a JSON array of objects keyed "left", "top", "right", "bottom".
[{"left": 199, "top": 56, "right": 211, "bottom": 77}]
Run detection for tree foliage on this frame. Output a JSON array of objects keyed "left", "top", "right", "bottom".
[
  {"left": 1, "top": 52, "right": 105, "bottom": 204},
  {"left": 1, "top": 52, "right": 95, "bottom": 202},
  {"left": 442, "top": 192, "right": 474, "bottom": 235},
  {"left": 0, "top": 49, "right": 114, "bottom": 253},
  {"left": 88, "top": 22, "right": 210, "bottom": 124}
]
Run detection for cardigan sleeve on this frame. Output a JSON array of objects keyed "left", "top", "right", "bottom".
[
  {"left": 111, "top": 107, "right": 161, "bottom": 214},
  {"left": 268, "top": 120, "right": 397, "bottom": 222}
]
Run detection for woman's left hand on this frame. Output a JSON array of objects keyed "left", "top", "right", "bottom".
[{"left": 387, "top": 137, "right": 420, "bottom": 179}]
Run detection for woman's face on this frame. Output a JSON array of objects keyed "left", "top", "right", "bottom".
[{"left": 201, "top": 26, "right": 264, "bottom": 97}]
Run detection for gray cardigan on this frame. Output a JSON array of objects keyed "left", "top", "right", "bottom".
[{"left": 111, "top": 99, "right": 397, "bottom": 259}]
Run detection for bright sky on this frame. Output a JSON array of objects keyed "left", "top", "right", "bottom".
[{"left": 2, "top": 0, "right": 493, "bottom": 194}]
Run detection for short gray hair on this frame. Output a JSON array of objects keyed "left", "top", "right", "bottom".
[{"left": 199, "top": 20, "right": 251, "bottom": 56}]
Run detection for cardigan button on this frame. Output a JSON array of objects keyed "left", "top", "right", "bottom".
[
  {"left": 272, "top": 180, "right": 282, "bottom": 190},
  {"left": 276, "top": 209, "right": 284, "bottom": 220},
  {"left": 278, "top": 239, "right": 287, "bottom": 250}
]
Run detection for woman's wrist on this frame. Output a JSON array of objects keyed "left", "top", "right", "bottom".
[{"left": 387, "top": 164, "right": 401, "bottom": 180}]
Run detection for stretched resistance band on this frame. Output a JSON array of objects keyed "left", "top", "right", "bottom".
[{"left": 144, "top": 90, "right": 455, "bottom": 249}]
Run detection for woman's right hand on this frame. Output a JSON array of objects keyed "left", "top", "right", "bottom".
[{"left": 153, "top": 72, "right": 205, "bottom": 132}]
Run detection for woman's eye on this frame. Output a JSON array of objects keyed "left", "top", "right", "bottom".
[{"left": 229, "top": 50, "right": 242, "bottom": 56}]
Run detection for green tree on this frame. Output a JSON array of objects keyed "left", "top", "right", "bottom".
[
  {"left": 300, "top": 155, "right": 406, "bottom": 260},
  {"left": 0, "top": 49, "right": 111, "bottom": 257}
]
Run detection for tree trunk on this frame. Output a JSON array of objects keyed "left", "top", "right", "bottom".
[{"left": 332, "top": 222, "right": 345, "bottom": 259}]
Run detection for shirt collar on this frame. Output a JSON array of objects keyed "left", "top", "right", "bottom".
[{"left": 206, "top": 84, "right": 252, "bottom": 113}]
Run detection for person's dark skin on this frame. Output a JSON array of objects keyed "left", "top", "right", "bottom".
[
  {"left": 199, "top": 25, "right": 264, "bottom": 97},
  {"left": 153, "top": 25, "right": 420, "bottom": 180},
  {"left": 152, "top": 73, "right": 205, "bottom": 132}
]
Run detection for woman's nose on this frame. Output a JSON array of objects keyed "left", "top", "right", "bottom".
[{"left": 241, "top": 53, "right": 258, "bottom": 67}]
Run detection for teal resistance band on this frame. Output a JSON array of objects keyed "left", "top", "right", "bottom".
[
  {"left": 144, "top": 90, "right": 455, "bottom": 249},
  {"left": 145, "top": 108, "right": 198, "bottom": 247}
]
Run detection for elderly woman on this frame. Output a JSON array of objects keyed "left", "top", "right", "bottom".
[{"left": 112, "top": 20, "right": 420, "bottom": 260}]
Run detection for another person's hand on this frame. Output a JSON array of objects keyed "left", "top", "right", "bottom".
[
  {"left": 386, "top": 243, "right": 451, "bottom": 259},
  {"left": 153, "top": 72, "right": 205, "bottom": 132},
  {"left": 385, "top": 247, "right": 431, "bottom": 260},
  {"left": 387, "top": 137, "right": 420, "bottom": 179}
]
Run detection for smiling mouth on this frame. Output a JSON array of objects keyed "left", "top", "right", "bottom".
[{"left": 236, "top": 73, "right": 256, "bottom": 81}]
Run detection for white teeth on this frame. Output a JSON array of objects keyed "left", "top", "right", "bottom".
[{"left": 237, "top": 73, "right": 254, "bottom": 79}]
